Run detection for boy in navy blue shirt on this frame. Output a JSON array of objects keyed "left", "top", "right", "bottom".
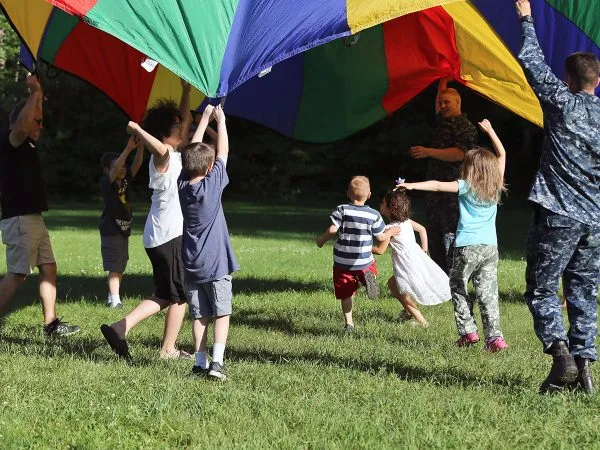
[{"left": 178, "top": 104, "right": 239, "bottom": 380}]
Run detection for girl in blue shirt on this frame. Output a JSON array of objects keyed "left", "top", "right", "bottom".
[{"left": 397, "top": 120, "right": 508, "bottom": 352}]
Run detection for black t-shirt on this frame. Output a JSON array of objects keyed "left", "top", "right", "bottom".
[
  {"left": 99, "top": 171, "right": 133, "bottom": 237},
  {"left": 0, "top": 130, "right": 48, "bottom": 219}
]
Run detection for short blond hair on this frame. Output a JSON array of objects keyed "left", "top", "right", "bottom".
[{"left": 348, "top": 176, "right": 370, "bottom": 201}]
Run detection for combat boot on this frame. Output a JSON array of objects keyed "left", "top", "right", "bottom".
[
  {"left": 539, "top": 340, "right": 578, "bottom": 394},
  {"left": 570, "top": 358, "right": 596, "bottom": 395}
]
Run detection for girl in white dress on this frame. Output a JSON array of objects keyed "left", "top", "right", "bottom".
[{"left": 373, "top": 188, "right": 451, "bottom": 326}]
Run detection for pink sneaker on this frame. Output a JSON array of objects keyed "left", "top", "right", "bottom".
[
  {"left": 484, "top": 336, "right": 509, "bottom": 352},
  {"left": 456, "top": 332, "right": 480, "bottom": 347}
]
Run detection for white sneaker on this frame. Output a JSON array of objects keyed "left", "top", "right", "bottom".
[{"left": 107, "top": 300, "right": 123, "bottom": 309}]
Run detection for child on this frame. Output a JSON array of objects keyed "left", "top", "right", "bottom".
[
  {"left": 372, "top": 189, "right": 451, "bottom": 327},
  {"left": 178, "top": 104, "right": 239, "bottom": 381},
  {"left": 99, "top": 136, "right": 144, "bottom": 308},
  {"left": 316, "top": 176, "right": 400, "bottom": 332},
  {"left": 397, "top": 119, "right": 508, "bottom": 352}
]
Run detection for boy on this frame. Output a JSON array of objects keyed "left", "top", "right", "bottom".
[
  {"left": 316, "top": 176, "right": 400, "bottom": 332},
  {"left": 178, "top": 104, "right": 239, "bottom": 380},
  {"left": 99, "top": 136, "right": 144, "bottom": 308}
]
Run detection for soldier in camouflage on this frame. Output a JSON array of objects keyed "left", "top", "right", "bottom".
[
  {"left": 517, "top": 0, "right": 600, "bottom": 394},
  {"left": 410, "top": 79, "right": 478, "bottom": 274}
]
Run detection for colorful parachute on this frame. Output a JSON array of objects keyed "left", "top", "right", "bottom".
[{"left": 1, "top": 1, "right": 599, "bottom": 142}]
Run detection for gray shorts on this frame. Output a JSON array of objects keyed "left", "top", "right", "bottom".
[
  {"left": 186, "top": 275, "right": 233, "bottom": 319},
  {"left": 101, "top": 234, "right": 129, "bottom": 273},
  {"left": 1, "top": 214, "right": 55, "bottom": 275}
]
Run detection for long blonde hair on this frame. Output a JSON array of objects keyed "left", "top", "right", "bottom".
[{"left": 460, "top": 147, "right": 506, "bottom": 203}]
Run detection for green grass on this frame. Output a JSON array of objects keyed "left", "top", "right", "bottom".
[{"left": 0, "top": 198, "right": 598, "bottom": 449}]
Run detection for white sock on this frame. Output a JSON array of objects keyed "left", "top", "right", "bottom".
[
  {"left": 109, "top": 294, "right": 121, "bottom": 304},
  {"left": 212, "top": 343, "right": 225, "bottom": 364},
  {"left": 195, "top": 351, "right": 209, "bottom": 369}
]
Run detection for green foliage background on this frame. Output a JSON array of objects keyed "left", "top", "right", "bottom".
[{"left": 0, "top": 14, "right": 543, "bottom": 201}]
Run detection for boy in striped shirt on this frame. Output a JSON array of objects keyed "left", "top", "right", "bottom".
[{"left": 316, "top": 176, "right": 400, "bottom": 332}]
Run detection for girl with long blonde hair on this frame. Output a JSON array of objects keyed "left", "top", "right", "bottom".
[{"left": 397, "top": 119, "right": 508, "bottom": 352}]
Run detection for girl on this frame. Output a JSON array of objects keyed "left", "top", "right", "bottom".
[
  {"left": 373, "top": 189, "right": 451, "bottom": 327},
  {"left": 397, "top": 119, "right": 508, "bottom": 352}
]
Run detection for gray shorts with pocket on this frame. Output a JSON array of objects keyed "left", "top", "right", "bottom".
[
  {"left": 101, "top": 234, "right": 129, "bottom": 273},
  {"left": 186, "top": 275, "right": 233, "bottom": 319}
]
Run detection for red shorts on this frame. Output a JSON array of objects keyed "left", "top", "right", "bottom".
[{"left": 333, "top": 260, "right": 378, "bottom": 300}]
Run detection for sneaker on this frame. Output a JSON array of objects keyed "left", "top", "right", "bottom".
[
  {"left": 107, "top": 301, "right": 123, "bottom": 309},
  {"left": 363, "top": 271, "right": 379, "bottom": 300},
  {"left": 456, "top": 332, "right": 480, "bottom": 347},
  {"left": 192, "top": 365, "right": 210, "bottom": 377},
  {"left": 159, "top": 349, "right": 194, "bottom": 360},
  {"left": 539, "top": 341, "right": 578, "bottom": 394},
  {"left": 398, "top": 310, "right": 412, "bottom": 323},
  {"left": 100, "top": 324, "right": 132, "bottom": 363},
  {"left": 44, "top": 318, "right": 81, "bottom": 337},
  {"left": 208, "top": 361, "right": 227, "bottom": 381},
  {"left": 343, "top": 324, "right": 355, "bottom": 334},
  {"left": 484, "top": 336, "right": 509, "bottom": 352}
]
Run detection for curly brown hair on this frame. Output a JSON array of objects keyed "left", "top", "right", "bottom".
[{"left": 384, "top": 189, "right": 411, "bottom": 222}]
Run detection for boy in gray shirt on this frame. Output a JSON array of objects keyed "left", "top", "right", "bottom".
[{"left": 178, "top": 104, "right": 239, "bottom": 380}]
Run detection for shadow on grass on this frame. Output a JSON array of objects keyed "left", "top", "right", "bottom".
[{"left": 226, "top": 347, "right": 528, "bottom": 392}]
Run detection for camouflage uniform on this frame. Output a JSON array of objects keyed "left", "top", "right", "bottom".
[
  {"left": 426, "top": 114, "right": 478, "bottom": 273},
  {"left": 450, "top": 245, "right": 502, "bottom": 339},
  {"left": 519, "top": 20, "right": 600, "bottom": 360}
]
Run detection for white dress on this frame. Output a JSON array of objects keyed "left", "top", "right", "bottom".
[{"left": 387, "top": 220, "right": 451, "bottom": 305}]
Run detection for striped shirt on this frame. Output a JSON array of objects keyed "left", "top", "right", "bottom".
[{"left": 330, "top": 204, "right": 386, "bottom": 270}]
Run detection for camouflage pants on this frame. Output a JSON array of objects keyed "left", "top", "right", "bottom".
[
  {"left": 450, "top": 245, "right": 502, "bottom": 340},
  {"left": 525, "top": 206, "right": 600, "bottom": 360}
]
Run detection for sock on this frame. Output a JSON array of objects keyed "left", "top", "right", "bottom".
[
  {"left": 212, "top": 343, "right": 226, "bottom": 364},
  {"left": 195, "top": 351, "right": 209, "bottom": 369},
  {"left": 108, "top": 294, "right": 121, "bottom": 305}
]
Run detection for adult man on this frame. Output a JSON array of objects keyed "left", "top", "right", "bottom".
[
  {"left": 0, "top": 74, "right": 80, "bottom": 337},
  {"left": 516, "top": 0, "right": 600, "bottom": 394},
  {"left": 410, "top": 79, "right": 478, "bottom": 273}
]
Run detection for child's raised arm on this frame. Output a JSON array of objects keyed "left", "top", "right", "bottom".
[
  {"left": 435, "top": 77, "right": 448, "bottom": 115},
  {"left": 178, "top": 80, "right": 193, "bottom": 146},
  {"left": 396, "top": 180, "right": 459, "bottom": 193},
  {"left": 130, "top": 139, "right": 144, "bottom": 178},
  {"left": 191, "top": 105, "right": 214, "bottom": 144},
  {"left": 127, "top": 121, "right": 170, "bottom": 170},
  {"left": 410, "top": 220, "right": 428, "bottom": 253},
  {"left": 316, "top": 224, "right": 339, "bottom": 248},
  {"left": 478, "top": 119, "right": 506, "bottom": 179},
  {"left": 213, "top": 105, "right": 229, "bottom": 165},
  {"left": 109, "top": 136, "right": 137, "bottom": 183}
]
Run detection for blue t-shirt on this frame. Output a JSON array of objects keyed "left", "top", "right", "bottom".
[
  {"left": 177, "top": 158, "right": 239, "bottom": 284},
  {"left": 455, "top": 179, "right": 498, "bottom": 247}
]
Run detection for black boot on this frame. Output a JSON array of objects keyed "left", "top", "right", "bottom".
[
  {"left": 539, "top": 341, "right": 578, "bottom": 394},
  {"left": 571, "top": 358, "right": 596, "bottom": 395}
]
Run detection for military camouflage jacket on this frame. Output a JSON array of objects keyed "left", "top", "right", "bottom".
[
  {"left": 518, "top": 20, "right": 600, "bottom": 226},
  {"left": 426, "top": 113, "right": 478, "bottom": 183}
]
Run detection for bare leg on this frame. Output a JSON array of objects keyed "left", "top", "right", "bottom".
[
  {"left": 341, "top": 296, "right": 354, "bottom": 327},
  {"left": 111, "top": 297, "right": 170, "bottom": 338},
  {"left": 107, "top": 272, "right": 122, "bottom": 296},
  {"left": 38, "top": 263, "right": 57, "bottom": 325},
  {"left": 387, "top": 277, "right": 427, "bottom": 325},
  {"left": 214, "top": 314, "right": 230, "bottom": 345},
  {"left": 0, "top": 273, "right": 27, "bottom": 317},
  {"left": 193, "top": 318, "right": 209, "bottom": 352},
  {"left": 160, "top": 301, "right": 187, "bottom": 354}
]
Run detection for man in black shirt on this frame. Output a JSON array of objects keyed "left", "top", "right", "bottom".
[{"left": 0, "top": 74, "right": 79, "bottom": 337}]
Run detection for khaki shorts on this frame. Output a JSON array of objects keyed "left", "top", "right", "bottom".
[{"left": 0, "top": 214, "right": 55, "bottom": 275}]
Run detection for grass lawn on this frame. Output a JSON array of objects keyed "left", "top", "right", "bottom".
[{"left": 0, "top": 197, "right": 598, "bottom": 449}]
